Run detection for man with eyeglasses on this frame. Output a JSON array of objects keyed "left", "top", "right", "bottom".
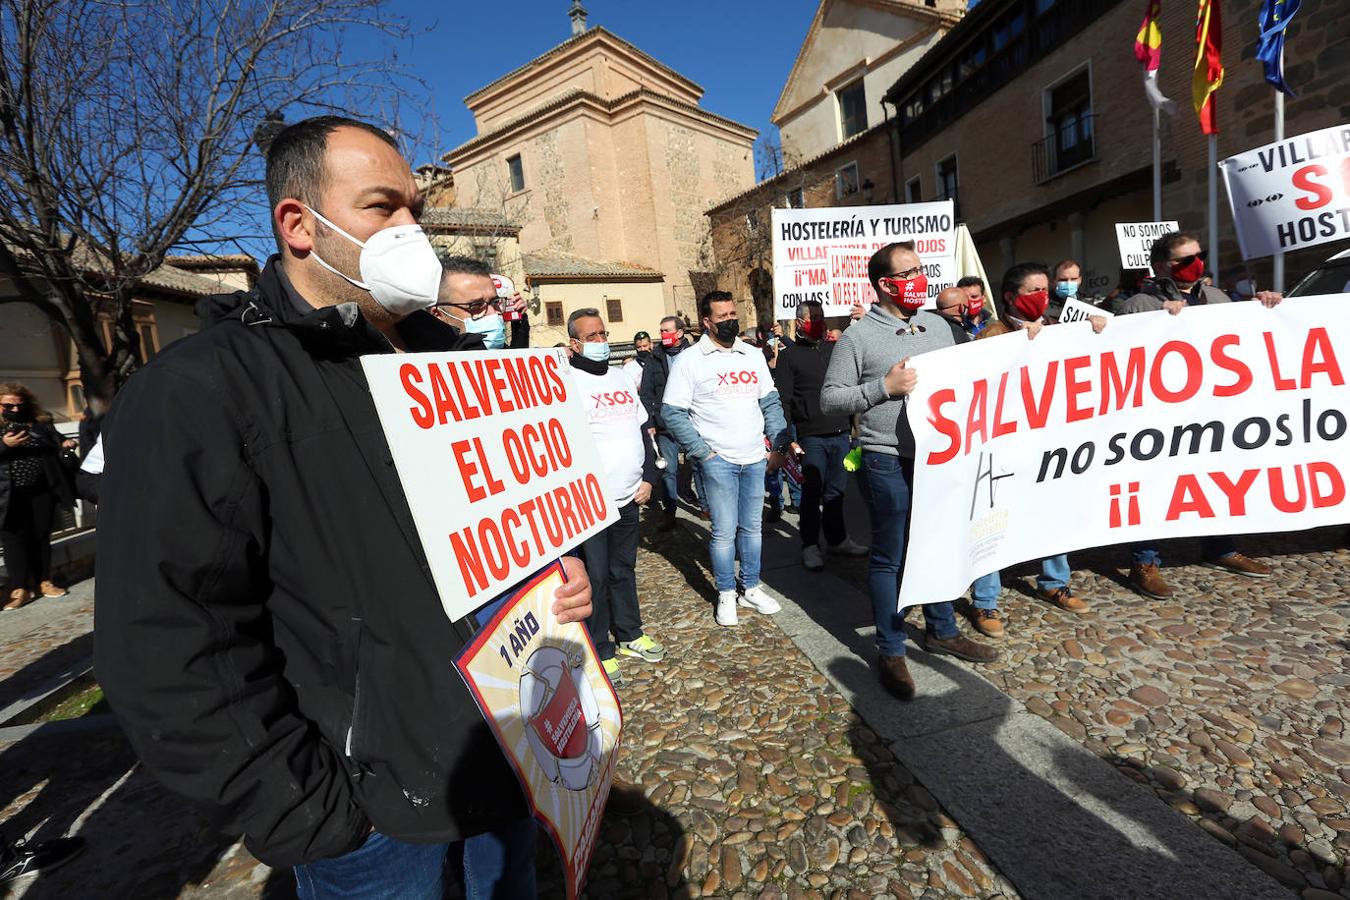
[
  {"left": 566, "top": 309, "right": 664, "bottom": 684},
  {"left": 1118, "top": 230, "right": 1281, "bottom": 599},
  {"left": 433, "top": 255, "right": 530, "bottom": 348},
  {"left": 821, "top": 243, "right": 997, "bottom": 702}
]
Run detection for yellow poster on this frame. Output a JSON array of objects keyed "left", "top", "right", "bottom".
[{"left": 454, "top": 561, "right": 623, "bottom": 899}]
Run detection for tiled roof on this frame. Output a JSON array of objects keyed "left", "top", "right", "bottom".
[
  {"left": 164, "top": 253, "right": 260, "bottom": 269},
  {"left": 421, "top": 207, "right": 522, "bottom": 231},
  {"left": 523, "top": 249, "right": 664, "bottom": 280},
  {"left": 463, "top": 26, "right": 701, "bottom": 106},
  {"left": 446, "top": 86, "right": 755, "bottom": 162},
  {"left": 138, "top": 264, "right": 232, "bottom": 297}
]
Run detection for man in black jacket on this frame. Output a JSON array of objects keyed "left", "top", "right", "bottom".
[
  {"left": 639, "top": 314, "right": 705, "bottom": 530},
  {"left": 773, "top": 301, "right": 867, "bottom": 571},
  {"left": 93, "top": 116, "right": 592, "bottom": 898}
]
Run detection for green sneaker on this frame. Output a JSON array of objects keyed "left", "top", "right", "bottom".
[
  {"left": 616, "top": 634, "right": 666, "bottom": 662},
  {"left": 601, "top": 657, "right": 622, "bottom": 684}
]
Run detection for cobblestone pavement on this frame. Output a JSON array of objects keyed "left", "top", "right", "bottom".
[{"left": 824, "top": 524, "right": 1350, "bottom": 899}]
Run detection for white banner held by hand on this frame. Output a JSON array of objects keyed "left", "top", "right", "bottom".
[
  {"left": 899, "top": 295, "right": 1350, "bottom": 611},
  {"left": 1115, "top": 220, "right": 1180, "bottom": 270},
  {"left": 362, "top": 349, "right": 618, "bottom": 622}
]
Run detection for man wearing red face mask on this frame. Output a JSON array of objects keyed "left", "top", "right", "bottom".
[
  {"left": 1117, "top": 231, "right": 1277, "bottom": 598},
  {"left": 821, "top": 243, "right": 997, "bottom": 701}
]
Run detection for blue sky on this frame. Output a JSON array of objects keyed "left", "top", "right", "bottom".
[{"left": 384, "top": 0, "right": 820, "bottom": 168}]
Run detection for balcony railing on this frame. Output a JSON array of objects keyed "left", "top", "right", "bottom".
[{"left": 1032, "top": 114, "right": 1096, "bottom": 184}]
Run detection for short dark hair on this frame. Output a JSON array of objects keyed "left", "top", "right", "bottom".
[
  {"left": 1000, "top": 263, "right": 1048, "bottom": 300},
  {"left": 867, "top": 242, "right": 918, "bottom": 296},
  {"left": 435, "top": 253, "right": 492, "bottom": 279},
  {"left": 796, "top": 300, "right": 823, "bottom": 320},
  {"left": 659, "top": 315, "right": 684, "bottom": 331},
  {"left": 956, "top": 276, "right": 984, "bottom": 291},
  {"left": 1053, "top": 259, "right": 1081, "bottom": 279},
  {"left": 698, "top": 290, "right": 735, "bottom": 322},
  {"left": 264, "top": 115, "right": 399, "bottom": 227},
  {"left": 1149, "top": 231, "right": 1202, "bottom": 271},
  {"left": 567, "top": 307, "right": 602, "bottom": 339},
  {"left": 633, "top": 331, "right": 651, "bottom": 342}
]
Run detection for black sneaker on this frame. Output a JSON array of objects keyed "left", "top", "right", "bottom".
[{"left": 0, "top": 836, "right": 85, "bottom": 883}]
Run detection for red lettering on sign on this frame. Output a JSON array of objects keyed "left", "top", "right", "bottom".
[
  {"left": 1292, "top": 164, "right": 1332, "bottom": 211},
  {"left": 1020, "top": 362, "right": 1058, "bottom": 429},
  {"left": 925, "top": 389, "right": 960, "bottom": 465},
  {"left": 1263, "top": 332, "right": 1297, "bottom": 390},
  {"left": 1062, "top": 355, "right": 1092, "bottom": 422},
  {"left": 1165, "top": 474, "right": 1215, "bottom": 520},
  {"left": 963, "top": 379, "right": 987, "bottom": 455},
  {"left": 401, "top": 364, "right": 433, "bottom": 429},
  {"left": 1209, "top": 335, "right": 1252, "bottom": 398},
  {"left": 1300, "top": 327, "right": 1345, "bottom": 388}
]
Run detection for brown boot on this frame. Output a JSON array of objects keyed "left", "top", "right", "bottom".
[
  {"left": 1035, "top": 586, "right": 1089, "bottom": 612},
  {"left": 1207, "top": 552, "right": 1272, "bottom": 578},
  {"left": 4, "top": 588, "right": 32, "bottom": 611},
  {"left": 969, "top": 607, "right": 1005, "bottom": 638},
  {"left": 926, "top": 632, "right": 999, "bottom": 663},
  {"left": 877, "top": 655, "right": 915, "bottom": 700},
  {"left": 606, "top": 779, "right": 648, "bottom": 817},
  {"left": 1127, "top": 563, "right": 1173, "bottom": 599},
  {"left": 39, "top": 580, "right": 68, "bottom": 598}
]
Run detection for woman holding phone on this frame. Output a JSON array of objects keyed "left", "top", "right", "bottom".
[{"left": 1, "top": 384, "right": 75, "bottom": 609}]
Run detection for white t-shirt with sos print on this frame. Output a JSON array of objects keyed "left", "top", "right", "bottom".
[
  {"left": 575, "top": 364, "right": 649, "bottom": 503},
  {"left": 662, "top": 334, "right": 776, "bottom": 465}
]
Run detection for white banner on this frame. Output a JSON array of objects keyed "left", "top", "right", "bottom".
[
  {"left": 898, "top": 295, "right": 1350, "bottom": 610},
  {"left": 1115, "top": 220, "right": 1180, "bottom": 269},
  {"left": 362, "top": 349, "right": 618, "bottom": 622},
  {"left": 1057, "top": 296, "right": 1114, "bottom": 324},
  {"left": 1220, "top": 124, "right": 1350, "bottom": 260},
  {"left": 771, "top": 202, "right": 956, "bottom": 317}
]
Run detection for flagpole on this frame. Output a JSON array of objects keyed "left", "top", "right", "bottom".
[
  {"left": 1152, "top": 107, "right": 1163, "bottom": 220},
  {"left": 1272, "top": 90, "right": 1285, "bottom": 291},
  {"left": 1208, "top": 133, "right": 1218, "bottom": 279}
]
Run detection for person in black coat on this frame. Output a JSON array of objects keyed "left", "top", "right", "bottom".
[
  {"left": 638, "top": 315, "right": 703, "bottom": 529},
  {"left": 0, "top": 383, "right": 76, "bottom": 608}
]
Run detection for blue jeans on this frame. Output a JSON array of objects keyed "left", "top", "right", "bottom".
[
  {"left": 293, "top": 819, "right": 537, "bottom": 900},
  {"left": 972, "top": 554, "right": 1071, "bottom": 610},
  {"left": 701, "top": 454, "right": 766, "bottom": 592},
  {"left": 799, "top": 432, "right": 851, "bottom": 548},
  {"left": 858, "top": 451, "right": 959, "bottom": 656},
  {"left": 1132, "top": 536, "right": 1236, "bottom": 566}
]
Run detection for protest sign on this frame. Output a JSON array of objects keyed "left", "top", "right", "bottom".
[
  {"left": 362, "top": 349, "right": 617, "bottom": 622},
  {"left": 1057, "top": 297, "right": 1115, "bottom": 324},
  {"left": 455, "top": 562, "right": 621, "bottom": 900},
  {"left": 1115, "top": 221, "right": 1180, "bottom": 269},
  {"left": 1220, "top": 124, "right": 1350, "bottom": 260},
  {"left": 898, "top": 295, "right": 1350, "bottom": 610},
  {"left": 771, "top": 201, "right": 956, "bottom": 317}
]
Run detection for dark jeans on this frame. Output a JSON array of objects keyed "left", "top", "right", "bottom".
[
  {"left": 582, "top": 500, "right": 643, "bottom": 660},
  {"left": 1132, "top": 536, "right": 1236, "bottom": 566},
  {"left": 798, "top": 432, "right": 850, "bottom": 548},
  {"left": 858, "top": 451, "right": 959, "bottom": 657},
  {"left": 293, "top": 819, "right": 537, "bottom": 900},
  {"left": 655, "top": 433, "right": 707, "bottom": 513},
  {"left": 1, "top": 486, "right": 57, "bottom": 590}
]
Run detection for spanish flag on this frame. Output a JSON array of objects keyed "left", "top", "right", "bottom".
[
  {"left": 1192, "top": 0, "right": 1224, "bottom": 134},
  {"left": 1134, "top": 0, "right": 1162, "bottom": 70}
]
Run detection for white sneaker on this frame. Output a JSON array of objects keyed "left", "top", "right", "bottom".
[
  {"left": 802, "top": 545, "right": 825, "bottom": 571},
  {"left": 715, "top": 590, "right": 739, "bottom": 627},
  {"left": 827, "top": 536, "right": 869, "bottom": 557},
  {"left": 738, "top": 585, "right": 781, "bottom": 615}
]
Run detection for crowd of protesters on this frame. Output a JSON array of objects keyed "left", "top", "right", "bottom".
[{"left": 0, "top": 113, "right": 1275, "bottom": 897}]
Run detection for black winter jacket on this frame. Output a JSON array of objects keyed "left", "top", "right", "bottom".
[
  {"left": 0, "top": 420, "right": 75, "bottom": 521},
  {"left": 94, "top": 258, "right": 526, "bottom": 868},
  {"left": 637, "top": 340, "right": 687, "bottom": 433},
  {"left": 772, "top": 337, "right": 850, "bottom": 437}
]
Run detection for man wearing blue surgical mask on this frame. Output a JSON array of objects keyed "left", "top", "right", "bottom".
[
  {"left": 93, "top": 116, "right": 592, "bottom": 900},
  {"left": 433, "top": 255, "right": 530, "bottom": 349}
]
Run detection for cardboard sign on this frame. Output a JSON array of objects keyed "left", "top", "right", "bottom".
[
  {"left": 898, "top": 295, "right": 1350, "bottom": 610},
  {"left": 1057, "top": 297, "right": 1115, "bottom": 324},
  {"left": 455, "top": 562, "right": 622, "bottom": 900},
  {"left": 771, "top": 202, "right": 956, "bottom": 317},
  {"left": 1115, "top": 221, "right": 1180, "bottom": 269},
  {"left": 1220, "top": 125, "right": 1350, "bottom": 260},
  {"left": 361, "top": 349, "right": 618, "bottom": 621}
]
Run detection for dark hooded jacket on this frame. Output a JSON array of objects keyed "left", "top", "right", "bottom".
[
  {"left": 637, "top": 339, "right": 688, "bottom": 433},
  {"left": 94, "top": 257, "right": 525, "bottom": 868}
]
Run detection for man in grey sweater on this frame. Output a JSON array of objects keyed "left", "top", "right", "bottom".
[{"left": 821, "top": 242, "right": 997, "bottom": 701}]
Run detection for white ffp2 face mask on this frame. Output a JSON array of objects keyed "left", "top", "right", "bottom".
[{"left": 306, "top": 207, "right": 443, "bottom": 317}]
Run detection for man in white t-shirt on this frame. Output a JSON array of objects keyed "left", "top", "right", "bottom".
[
  {"left": 661, "top": 291, "right": 789, "bottom": 627},
  {"left": 568, "top": 309, "right": 665, "bottom": 683}
]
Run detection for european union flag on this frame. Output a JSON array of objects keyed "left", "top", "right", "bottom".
[{"left": 1256, "top": 0, "right": 1302, "bottom": 95}]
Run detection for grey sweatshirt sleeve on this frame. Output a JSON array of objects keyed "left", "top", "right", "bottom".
[
  {"left": 660, "top": 402, "right": 711, "bottom": 461},
  {"left": 758, "top": 392, "right": 788, "bottom": 449},
  {"left": 820, "top": 332, "right": 890, "bottom": 416}
]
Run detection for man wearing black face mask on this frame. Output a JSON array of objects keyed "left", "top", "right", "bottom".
[
  {"left": 622, "top": 331, "right": 652, "bottom": 390},
  {"left": 661, "top": 292, "right": 789, "bottom": 627}
]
